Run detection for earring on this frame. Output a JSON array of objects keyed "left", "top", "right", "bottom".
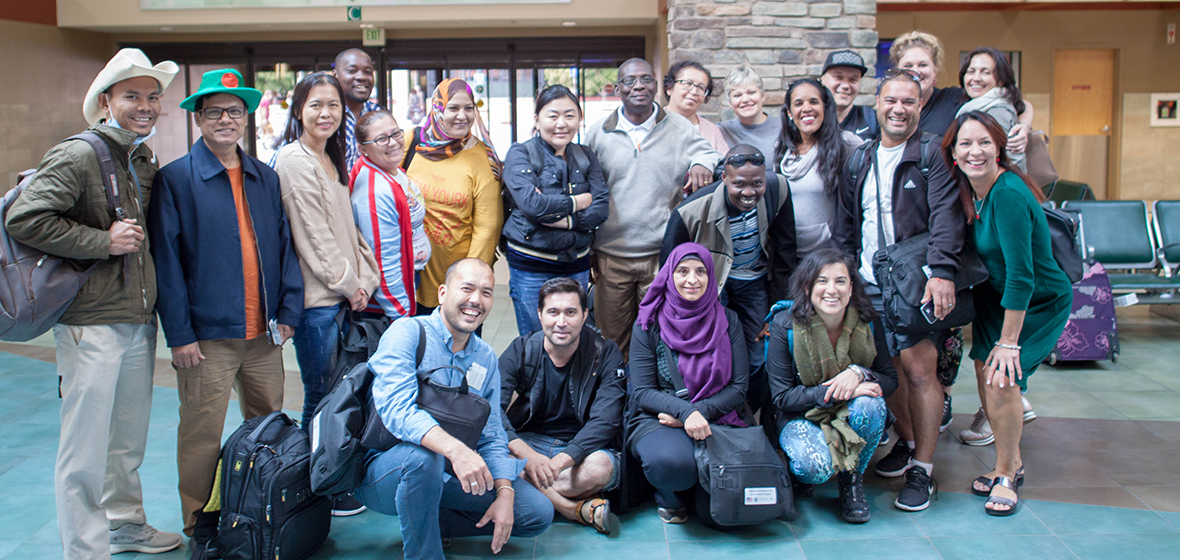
[
  {"left": 997, "top": 156, "right": 1001, "bottom": 162},
  {"left": 953, "top": 161, "right": 958, "bottom": 166}
]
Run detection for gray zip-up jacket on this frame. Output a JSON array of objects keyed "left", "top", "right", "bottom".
[{"left": 586, "top": 105, "right": 721, "bottom": 259}]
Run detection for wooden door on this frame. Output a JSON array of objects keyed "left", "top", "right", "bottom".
[{"left": 1051, "top": 49, "right": 1116, "bottom": 198}]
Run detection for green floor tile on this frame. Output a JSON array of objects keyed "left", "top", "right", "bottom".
[
  {"left": 1022, "top": 391, "right": 1123, "bottom": 420},
  {"left": 0, "top": 542, "right": 21, "bottom": 559},
  {"left": 1060, "top": 533, "right": 1180, "bottom": 560},
  {"left": 929, "top": 535, "right": 1076, "bottom": 560},
  {"left": 0, "top": 455, "right": 55, "bottom": 494},
  {"left": 307, "top": 538, "right": 406, "bottom": 560},
  {"left": 537, "top": 503, "right": 666, "bottom": 543},
  {"left": 798, "top": 537, "right": 942, "bottom": 560},
  {"left": 790, "top": 488, "right": 923, "bottom": 540},
  {"left": 662, "top": 516, "right": 794, "bottom": 542},
  {"left": 535, "top": 540, "right": 667, "bottom": 560},
  {"left": 0, "top": 422, "right": 59, "bottom": 457},
  {"left": 1088, "top": 390, "right": 1180, "bottom": 419},
  {"left": 0, "top": 493, "right": 56, "bottom": 542},
  {"left": 1062, "top": 371, "right": 1169, "bottom": 393},
  {"left": 321, "top": 509, "right": 401, "bottom": 544},
  {"left": 909, "top": 492, "right": 1051, "bottom": 537},
  {"left": 0, "top": 540, "right": 65, "bottom": 560},
  {"left": 445, "top": 535, "right": 537, "bottom": 559},
  {"left": 668, "top": 538, "right": 803, "bottom": 559},
  {"left": 1025, "top": 499, "right": 1179, "bottom": 535}
]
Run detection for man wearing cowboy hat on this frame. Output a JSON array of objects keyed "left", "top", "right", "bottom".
[
  {"left": 6, "top": 48, "right": 183, "bottom": 559},
  {"left": 149, "top": 68, "right": 305, "bottom": 545}
]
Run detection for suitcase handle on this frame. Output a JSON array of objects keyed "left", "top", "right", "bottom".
[{"left": 244, "top": 411, "right": 295, "bottom": 447}]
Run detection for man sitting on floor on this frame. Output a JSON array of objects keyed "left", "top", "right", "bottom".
[{"left": 499, "top": 278, "right": 627, "bottom": 534}]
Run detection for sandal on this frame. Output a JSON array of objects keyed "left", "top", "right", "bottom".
[
  {"left": 985, "top": 476, "right": 1020, "bottom": 516},
  {"left": 971, "top": 465, "right": 1024, "bottom": 496},
  {"left": 575, "top": 497, "right": 611, "bottom": 534}
]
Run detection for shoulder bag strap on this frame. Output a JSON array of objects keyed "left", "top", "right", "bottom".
[
  {"left": 764, "top": 171, "right": 780, "bottom": 225},
  {"left": 415, "top": 319, "right": 427, "bottom": 369},
  {"left": 402, "top": 127, "right": 421, "bottom": 170},
  {"left": 69, "top": 132, "right": 130, "bottom": 283},
  {"left": 873, "top": 151, "right": 888, "bottom": 252}
]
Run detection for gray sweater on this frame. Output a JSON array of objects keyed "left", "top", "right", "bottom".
[
  {"left": 587, "top": 106, "right": 722, "bottom": 259},
  {"left": 719, "top": 114, "right": 782, "bottom": 164}
]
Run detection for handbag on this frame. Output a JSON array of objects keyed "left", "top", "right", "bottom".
[
  {"left": 360, "top": 320, "right": 491, "bottom": 452},
  {"left": 1043, "top": 205, "right": 1085, "bottom": 284},
  {"left": 1024, "top": 130, "right": 1059, "bottom": 188},
  {"left": 662, "top": 351, "right": 794, "bottom": 526},
  {"left": 869, "top": 160, "right": 989, "bottom": 335}
]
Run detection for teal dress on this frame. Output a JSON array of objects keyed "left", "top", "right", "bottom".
[{"left": 968, "top": 171, "right": 1072, "bottom": 388}]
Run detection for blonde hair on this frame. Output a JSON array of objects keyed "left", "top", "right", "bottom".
[
  {"left": 723, "top": 64, "right": 763, "bottom": 96},
  {"left": 890, "top": 31, "right": 945, "bottom": 73}
]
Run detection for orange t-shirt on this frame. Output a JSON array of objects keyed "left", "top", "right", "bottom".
[{"left": 228, "top": 167, "right": 265, "bottom": 339}]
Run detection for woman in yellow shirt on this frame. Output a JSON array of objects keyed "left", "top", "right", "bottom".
[{"left": 403, "top": 78, "right": 504, "bottom": 312}]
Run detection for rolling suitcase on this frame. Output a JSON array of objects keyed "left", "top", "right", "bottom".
[{"left": 1046, "top": 261, "right": 1120, "bottom": 365}]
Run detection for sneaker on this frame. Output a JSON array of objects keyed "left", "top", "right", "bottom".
[
  {"left": 657, "top": 506, "right": 687, "bottom": 524},
  {"left": 878, "top": 431, "right": 891, "bottom": 448},
  {"left": 837, "top": 471, "right": 871, "bottom": 523},
  {"left": 109, "top": 523, "right": 182, "bottom": 555},
  {"left": 331, "top": 494, "right": 367, "bottom": 517},
  {"left": 940, "top": 394, "right": 953, "bottom": 433},
  {"left": 894, "top": 465, "right": 937, "bottom": 512},
  {"left": 1022, "top": 396, "right": 1038, "bottom": 424},
  {"left": 874, "top": 439, "right": 913, "bottom": 478},
  {"left": 959, "top": 407, "right": 995, "bottom": 446}
]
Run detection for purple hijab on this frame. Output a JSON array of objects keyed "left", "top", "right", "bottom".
[{"left": 638, "top": 242, "right": 744, "bottom": 427}]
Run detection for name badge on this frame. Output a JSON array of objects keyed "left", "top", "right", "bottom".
[{"left": 466, "top": 363, "right": 488, "bottom": 390}]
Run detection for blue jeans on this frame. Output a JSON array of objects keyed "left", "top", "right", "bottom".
[
  {"left": 778, "top": 396, "right": 887, "bottom": 484},
  {"left": 354, "top": 443, "right": 554, "bottom": 560},
  {"left": 515, "top": 431, "right": 621, "bottom": 492},
  {"left": 292, "top": 303, "right": 342, "bottom": 430},
  {"left": 508, "top": 268, "right": 591, "bottom": 336}
]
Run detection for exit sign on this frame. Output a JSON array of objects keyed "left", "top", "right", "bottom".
[{"left": 363, "top": 28, "right": 385, "bottom": 46}]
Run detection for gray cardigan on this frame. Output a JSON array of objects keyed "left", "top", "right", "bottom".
[{"left": 586, "top": 105, "right": 722, "bottom": 259}]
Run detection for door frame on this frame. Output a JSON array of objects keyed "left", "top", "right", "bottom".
[{"left": 1050, "top": 45, "right": 1121, "bottom": 199}]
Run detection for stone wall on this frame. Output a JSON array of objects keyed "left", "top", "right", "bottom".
[{"left": 667, "top": 0, "right": 877, "bottom": 120}]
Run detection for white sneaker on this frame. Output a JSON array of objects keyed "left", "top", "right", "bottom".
[
  {"left": 1022, "top": 396, "right": 1038, "bottom": 424},
  {"left": 109, "top": 522, "right": 182, "bottom": 555},
  {"left": 958, "top": 407, "right": 994, "bottom": 446}
]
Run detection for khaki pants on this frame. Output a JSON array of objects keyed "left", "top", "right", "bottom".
[
  {"left": 53, "top": 323, "right": 156, "bottom": 560},
  {"left": 593, "top": 253, "right": 659, "bottom": 360},
  {"left": 176, "top": 336, "right": 285, "bottom": 535}
]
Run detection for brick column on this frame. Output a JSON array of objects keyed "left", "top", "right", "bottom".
[{"left": 668, "top": 0, "right": 877, "bottom": 120}]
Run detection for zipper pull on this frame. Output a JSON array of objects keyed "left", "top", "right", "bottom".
[
  {"left": 281, "top": 489, "right": 286, "bottom": 502},
  {"left": 266, "top": 504, "right": 272, "bottom": 523}
]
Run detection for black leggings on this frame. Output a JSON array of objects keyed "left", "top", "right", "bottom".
[{"left": 633, "top": 425, "right": 725, "bottom": 529}]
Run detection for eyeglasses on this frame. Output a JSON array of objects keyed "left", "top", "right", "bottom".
[
  {"left": 360, "top": 131, "right": 405, "bottom": 148},
  {"left": 675, "top": 79, "right": 708, "bottom": 95},
  {"left": 882, "top": 68, "right": 922, "bottom": 84},
  {"left": 618, "top": 75, "right": 656, "bottom": 87},
  {"left": 199, "top": 106, "right": 247, "bottom": 120},
  {"left": 724, "top": 154, "right": 765, "bottom": 167}
]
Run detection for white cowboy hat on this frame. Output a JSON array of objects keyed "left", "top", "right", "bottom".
[{"left": 82, "top": 48, "right": 179, "bottom": 125}]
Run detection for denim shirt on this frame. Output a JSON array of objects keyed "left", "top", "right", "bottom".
[{"left": 369, "top": 310, "right": 523, "bottom": 481}]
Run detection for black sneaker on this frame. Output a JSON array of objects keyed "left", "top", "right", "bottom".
[
  {"left": 837, "top": 471, "right": 870, "bottom": 523},
  {"left": 874, "top": 439, "right": 912, "bottom": 478},
  {"left": 331, "top": 494, "right": 367, "bottom": 517},
  {"left": 894, "top": 465, "right": 937, "bottom": 512},
  {"left": 940, "top": 394, "right": 953, "bottom": 433}
]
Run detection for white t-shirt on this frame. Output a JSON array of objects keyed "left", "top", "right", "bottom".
[{"left": 859, "top": 142, "right": 906, "bottom": 285}]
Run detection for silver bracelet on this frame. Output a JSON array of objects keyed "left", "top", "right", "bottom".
[{"left": 995, "top": 342, "right": 1021, "bottom": 351}]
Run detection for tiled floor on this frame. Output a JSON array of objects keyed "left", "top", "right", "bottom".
[{"left": 4, "top": 275, "right": 1180, "bottom": 559}]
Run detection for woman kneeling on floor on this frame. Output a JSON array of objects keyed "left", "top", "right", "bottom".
[
  {"left": 627, "top": 242, "right": 751, "bottom": 528},
  {"left": 766, "top": 248, "right": 897, "bottom": 523}
]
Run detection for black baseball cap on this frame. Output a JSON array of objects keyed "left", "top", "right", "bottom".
[{"left": 822, "top": 50, "right": 868, "bottom": 77}]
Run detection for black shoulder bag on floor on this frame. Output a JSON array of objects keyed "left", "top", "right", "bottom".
[
  {"left": 662, "top": 350, "right": 795, "bottom": 526},
  {"left": 870, "top": 157, "right": 988, "bottom": 335}
]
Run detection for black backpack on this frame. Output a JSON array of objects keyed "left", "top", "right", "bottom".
[
  {"left": 845, "top": 132, "right": 940, "bottom": 192},
  {"left": 309, "top": 320, "right": 429, "bottom": 498},
  {"left": 213, "top": 412, "right": 330, "bottom": 560}
]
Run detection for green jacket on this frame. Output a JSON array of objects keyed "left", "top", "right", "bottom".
[{"left": 5, "top": 124, "right": 157, "bottom": 325}]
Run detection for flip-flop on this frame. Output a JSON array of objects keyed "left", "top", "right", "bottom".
[
  {"left": 971, "top": 466, "right": 1024, "bottom": 496},
  {"left": 575, "top": 497, "right": 611, "bottom": 534},
  {"left": 985, "top": 476, "right": 1020, "bottom": 516}
]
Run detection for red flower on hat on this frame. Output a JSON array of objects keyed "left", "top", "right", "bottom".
[{"left": 221, "top": 73, "right": 239, "bottom": 88}]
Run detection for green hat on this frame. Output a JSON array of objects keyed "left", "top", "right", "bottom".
[{"left": 180, "top": 69, "right": 262, "bottom": 114}]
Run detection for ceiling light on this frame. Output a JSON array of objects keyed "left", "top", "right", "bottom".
[{"left": 562, "top": 21, "right": 577, "bottom": 27}]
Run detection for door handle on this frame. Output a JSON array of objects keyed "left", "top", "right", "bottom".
[{"left": 1101, "top": 125, "right": 1111, "bottom": 133}]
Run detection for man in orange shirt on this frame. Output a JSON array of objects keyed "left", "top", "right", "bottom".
[{"left": 149, "top": 69, "right": 304, "bottom": 551}]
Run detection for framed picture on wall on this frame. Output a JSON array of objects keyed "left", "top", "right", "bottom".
[{"left": 1150, "top": 93, "right": 1180, "bottom": 127}]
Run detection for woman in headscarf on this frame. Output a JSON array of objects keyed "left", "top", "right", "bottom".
[
  {"left": 627, "top": 242, "right": 750, "bottom": 528},
  {"left": 766, "top": 248, "right": 896, "bottom": 524},
  {"left": 402, "top": 78, "right": 504, "bottom": 314}
]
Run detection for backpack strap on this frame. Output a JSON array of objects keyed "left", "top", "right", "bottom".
[
  {"left": 415, "top": 319, "right": 427, "bottom": 369},
  {"left": 67, "top": 132, "right": 129, "bottom": 283},
  {"left": 763, "top": 171, "right": 781, "bottom": 226},
  {"left": 518, "top": 330, "right": 545, "bottom": 393},
  {"left": 846, "top": 142, "right": 871, "bottom": 196},
  {"left": 524, "top": 138, "right": 547, "bottom": 175},
  {"left": 916, "top": 133, "right": 938, "bottom": 178},
  {"left": 566, "top": 144, "right": 592, "bottom": 179},
  {"left": 402, "top": 127, "right": 422, "bottom": 171}
]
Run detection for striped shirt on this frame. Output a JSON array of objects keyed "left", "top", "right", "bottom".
[{"left": 728, "top": 207, "right": 766, "bottom": 281}]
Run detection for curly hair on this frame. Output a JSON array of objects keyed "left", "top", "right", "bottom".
[
  {"left": 890, "top": 31, "right": 946, "bottom": 73},
  {"left": 789, "top": 248, "right": 876, "bottom": 325},
  {"left": 663, "top": 60, "right": 714, "bottom": 103}
]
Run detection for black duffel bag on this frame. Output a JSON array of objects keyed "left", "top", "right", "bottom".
[
  {"left": 872, "top": 232, "right": 989, "bottom": 335},
  {"left": 694, "top": 425, "right": 795, "bottom": 526}
]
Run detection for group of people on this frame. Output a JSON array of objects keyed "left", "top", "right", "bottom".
[{"left": 10, "top": 29, "right": 1072, "bottom": 560}]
